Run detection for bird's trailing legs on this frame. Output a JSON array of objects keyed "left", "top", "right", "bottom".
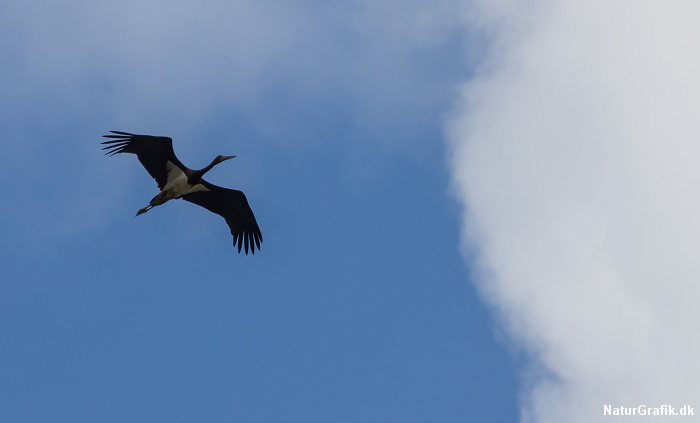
[
  {"left": 135, "top": 191, "right": 174, "bottom": 216},
  {"left": 136, "top": 205, "right": 153, "bottom": 216}
]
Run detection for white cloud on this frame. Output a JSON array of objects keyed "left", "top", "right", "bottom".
[
  {"left": 450, "top": 1, "right": 700, "bottom": 421},
  {"left": 0, "top": 0, "right": 464, "bottom": 139}
]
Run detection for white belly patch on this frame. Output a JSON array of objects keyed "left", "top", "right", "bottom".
[
  {"left": 164, "top": 161, "right": 187, "bottom": 191},
  {"left": 163, "top": 161, "right": 209, "bottom": 198}
]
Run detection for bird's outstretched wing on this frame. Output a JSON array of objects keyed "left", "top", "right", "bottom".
[
  {"left": 182, "top": 180, "right": 263, "bottom": 254},
  {"left": 101, "top": 131, "right": 185, "bottom": 189}
]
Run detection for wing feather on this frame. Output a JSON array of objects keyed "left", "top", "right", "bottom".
[
  {"left": 182, "top": 181, "right": 263, "bottom": 255},
  {"left": 101, "top": 131, "right": 185, "bottom": 189}
]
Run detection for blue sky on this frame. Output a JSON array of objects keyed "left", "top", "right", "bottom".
[{"left": 0, "top": 1, "right": 520, "bottom": 422}]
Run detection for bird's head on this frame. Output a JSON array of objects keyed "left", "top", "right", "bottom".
[{"left": 215, "top": 155, "right": 236, "bottom": 164}]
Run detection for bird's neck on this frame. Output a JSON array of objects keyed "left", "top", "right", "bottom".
[
  {"left": 201, "top": 158, "right": 220, "bottom": 175},
  {"left": 190, "top": 158, "right": 220, "bottom": 183}
]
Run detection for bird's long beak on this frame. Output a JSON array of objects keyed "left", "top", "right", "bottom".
[{"left": 222, "top": 155, "right": 236, "bottom": 161}]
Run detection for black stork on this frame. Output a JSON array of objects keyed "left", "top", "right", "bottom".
[{"left": 101, "top": 131, "right": 262, "bottom": 254}]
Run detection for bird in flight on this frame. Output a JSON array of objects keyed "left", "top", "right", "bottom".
[{"left": 101, "top": 131, "right": 262, "bottom": 254}]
